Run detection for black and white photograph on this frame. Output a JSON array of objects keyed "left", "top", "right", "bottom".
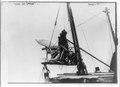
[{"left": 1, "top": 0, "right": 119, "bottom": 86}]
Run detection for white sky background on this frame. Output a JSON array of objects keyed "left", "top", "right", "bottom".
[{"left": 1, "top": 2, "right": 116, "bottom": 83}]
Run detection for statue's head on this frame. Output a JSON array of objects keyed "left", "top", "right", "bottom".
[{"left": 62, "top": 29, "right": 67, "bottom": 35}]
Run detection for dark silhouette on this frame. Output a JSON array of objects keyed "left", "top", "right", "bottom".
[
  {"left": 42, "top": 64, "right": 50, "bottom": 83},
  {"left": 110, "top": 51, "right": 117, "bottom": 83},
  {"left": 58, "top": 29, "right": 68, "bottom": 49},
  {"left": 58, "top": 30, "right": 69, "bottom": 63},
  {"left": 95, "top": 67, "right": 101, "bottom": 73},
  {"left": 77, "top": 61, "right": 87, "bottom": 75}
]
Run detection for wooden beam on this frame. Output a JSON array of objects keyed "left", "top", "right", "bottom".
[{"left": 67, "top": 39, "right": 110, "bottom": 68}]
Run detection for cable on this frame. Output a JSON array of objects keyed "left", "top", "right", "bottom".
[
  {"left": 67, "top": 11, "right": 105, "bottom": 33},
  {"left": 72, "top": 66, "right": 77, "bottom": 73},
  {"left": 80, "top": 25, "right": 95, "bottom": 67},
  {"left": 76, "top": 5, "right": 115, "bottom": 27},
  {"left": 53, "top": 40, "right": 58, "bottom": 46},
  {"left": 49, "top": 7, "right": 60, "bottom": 48},
  {"left": 76, "top": 12, "right": 103, "bottom": 27},
  {"left": 78, "top": 4, "right": 109, "bottom": 23}
]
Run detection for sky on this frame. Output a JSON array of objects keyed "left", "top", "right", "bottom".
[{"left": 1, "top": 2, "right": 116, "bottom": 83}]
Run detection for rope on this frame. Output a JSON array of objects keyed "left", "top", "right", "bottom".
[
  {"left": 66, "top": 5, "right": 115, "bottom": 34},
  {"left": 49, "top": 7, "right": 60, "bottom": 48},
  {"left": 53, "top": 40, "right": 58, "bottom": 46},
  {"left": 78, "top": 5, "right": 109, "bottom": 24},
  {"left": 76, "top": 6, "right": 115, "bottom": 27},
  {"left": 80, "top": 26, "right": 95, "bottom": 67},
  {"left": 72, "top": 66, "right": 77, "bottom": 73},
  {"left": 66, "top": 12, "right": 103, "bottom": 33},
  {"left": 76, "top": 12, "right": 103, "bottom": 27}
]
